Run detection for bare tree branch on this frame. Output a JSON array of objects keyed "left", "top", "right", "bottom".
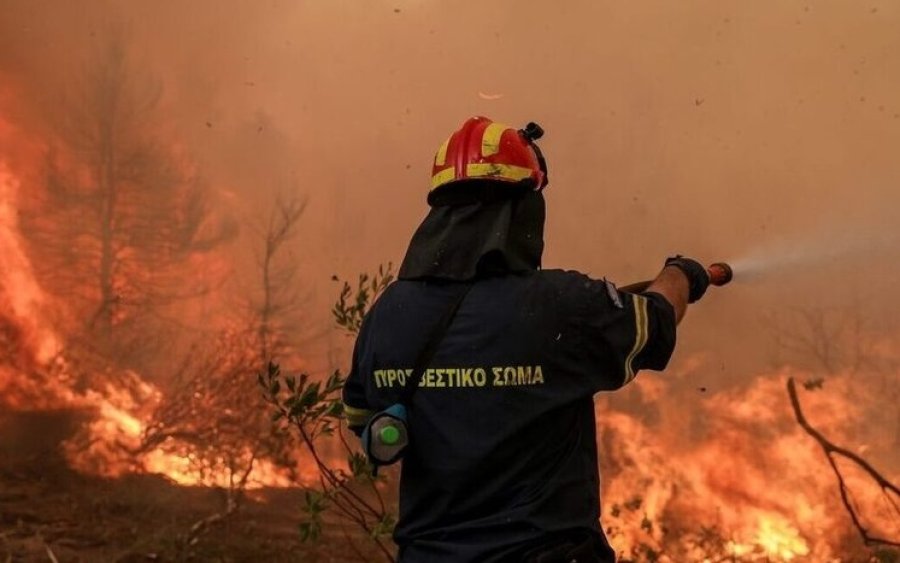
[
  {"left": 20, "top": 33, "right": 233, "bottom": 371},
  {"left": 787, "top": 377, "right": 900, "bottom": 548}
]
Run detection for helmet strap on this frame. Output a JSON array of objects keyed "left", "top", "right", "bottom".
[
  {"left": 530, "top": 141, "right": 549, "bottom": 190},
  {"left": 519, "top": 122, "right": 549, "bottom": 190}
]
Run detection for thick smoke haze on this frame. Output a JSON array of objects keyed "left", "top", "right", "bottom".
[
  {"left": 2, "top": 3, "right": 899, "bottom": 559},
  {"left": 3, "top": 0, "right": 900, "bottom": 378}
]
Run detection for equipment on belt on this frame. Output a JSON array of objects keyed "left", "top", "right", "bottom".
[{"left": 362, "top": 404, "right": 409, "bottom": 466}]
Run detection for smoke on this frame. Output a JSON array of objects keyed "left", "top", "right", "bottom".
[
  {"left": 1, "top": 2, "right": 899, "bottom": 557},
  {"left": 729, "top": 213, "right": 900, "bottom": 281},
  {"left": 0, "top": 0, "right": 896, "bottom": 387},
  {"left": 0, "top": 0, "right": 896, "bottom": 415}
]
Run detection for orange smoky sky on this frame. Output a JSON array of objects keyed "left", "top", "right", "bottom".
[{"left": 2, "top": 0, "right": 900, "bottom": 378}]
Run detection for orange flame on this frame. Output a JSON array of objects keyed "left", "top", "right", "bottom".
[
  {"left": 598, "top": 362, "right": 898, "bottom": 561},
  {"left": 3, "top": 95, "right": 898, "bottom": 559},
  {"left": 0, "top": 144, "right": 297, "bottom": 489},
  {"left": 0, "top": 161, "right": 62, "bottom": 363}
]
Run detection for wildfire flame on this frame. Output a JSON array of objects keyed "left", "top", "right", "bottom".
[
  {"left": 0, "top": 134, "right": 295, "bottom": 489},
  {"left": 0, "top": 161, "right": 61, "bottom": 364},
  {"left": 2, "top": 99, "right": 898, "bottom": 559},
  {"left": 727, "top": 515, "right": 810, "bottom": 560},
  {"left": 597, "top": 363, "right": 899, "bottom": 561}
]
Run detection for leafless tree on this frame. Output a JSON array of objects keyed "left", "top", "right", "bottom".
[
  {"left": 762, "top": 305, "right": 876, "bottom": 375},
  {"left": 764, "top": 306, "right": 900, "bottom": 555},
  {"left": 139, "top": 197, "right": 308, "bottom": 548},
  {"left": 787, "top": 378, "right": 900, "bottom": 548},
  {"left": 251, "top": 196, "right": 308, "bottom": 365},
  {"left": 20, "top": 33, "right": 234, "bottom": 371}
]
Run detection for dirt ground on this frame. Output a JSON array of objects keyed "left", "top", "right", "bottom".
[{"left": 0, "top": 410, "right": 391, "bottom": 563}]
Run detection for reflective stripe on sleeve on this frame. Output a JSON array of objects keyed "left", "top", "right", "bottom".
[
  {"left": 342, "top": 403, "right": 374, "bottom": 427},
  {"left": 623, "top": 295, "right": 649, "bottom": 385}
]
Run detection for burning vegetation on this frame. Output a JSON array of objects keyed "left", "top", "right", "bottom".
[
  {"left": 1, "top": 11, "right": 899, "bottom": 563},
  {"left": 597, "top": 366, "right": 899, "bottom": 561}
]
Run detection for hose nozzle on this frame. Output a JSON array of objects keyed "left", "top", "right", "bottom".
[{"left": 707, "top": 262, "right": 733, "bottom": 286}]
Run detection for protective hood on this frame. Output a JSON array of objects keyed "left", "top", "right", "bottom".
[{"left": 398, "top": 187, "right": 545, "bottom": 282}]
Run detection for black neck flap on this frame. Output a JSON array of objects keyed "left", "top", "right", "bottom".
[{"left": 398, "top": 187, "right": 545, "bottom": 282}]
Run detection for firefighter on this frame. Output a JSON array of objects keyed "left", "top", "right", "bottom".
[{"left": 342, "top": 116, "right": 710, "bottom": 562}]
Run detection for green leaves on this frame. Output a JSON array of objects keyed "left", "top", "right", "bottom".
[
  {"left": 297, "top": 381, "right": 321, "bottom": 410},
  {"left": 298, "top": 490, "right": 328, "bottom": 543},
  {"left": 261, "top": 366, "right": 325, "bottom": 424},
  {"left": 323, "top": 401, "right": 343, "bottom": 420},
  {"left": 332, "top": 263, "right": 394, "bottom": 335},
  {"left": 371, "top": 513, "right": 396, "bottom": 539},
  {"left": 257, "top": 360, "right": 396, "bottom": 551},
  {"left": 254, "top": 266, "right": 399, "bottom": 560},
  {"left": 347, "top": 451, "right": 370, "bottom": 479}
]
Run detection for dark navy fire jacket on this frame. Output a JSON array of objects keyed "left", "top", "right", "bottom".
[{"left": 342, "top": 269, "right": 676, "bottom": 562}]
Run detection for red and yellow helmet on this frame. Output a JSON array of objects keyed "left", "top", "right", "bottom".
[{"left": 429, "top": 116, "right": 548, "bottom": 203}]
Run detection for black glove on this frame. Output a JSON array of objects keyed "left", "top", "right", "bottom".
[{"left": 664, "top": 255, "right": 709, "bottom": 303}]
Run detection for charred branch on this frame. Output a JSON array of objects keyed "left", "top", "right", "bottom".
[
  {"left": 257, "top": 196, "right": 307, "bottom": 365},
  {"left": 787, "top": 377, "right": 900, "bottom": 548},
  {"left": 19, "top": 34, "right": 233, "bottom": 370},
  {"left": 764, "top": 305, "right": 881, "bottom": 375}
]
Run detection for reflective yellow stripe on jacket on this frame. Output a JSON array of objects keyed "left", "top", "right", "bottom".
[
  {"left": 623, "top": 295, "right": 649, "bottom": 385},
  {"left": 342, "top": 402, "right": 374, "bottom": 428}
]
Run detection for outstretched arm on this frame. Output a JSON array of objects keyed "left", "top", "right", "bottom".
[
  {"left": 622, "top": 256, "right": 711, "bottom": 325},
  {"left": 645, "top": 266, "right": 690, "bottom": 324}
]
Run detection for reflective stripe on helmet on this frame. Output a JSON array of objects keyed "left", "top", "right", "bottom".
[
  {"left": 466, "top": 163, "right": 534, "bottom": 182},
  {"left": 431, "top": 163, "right": 535, "bottom": 189},
  {"left": 429, "top": 116, "right": 547, "bottom": 196},
  {"left": 481, "top": 122, "right": 510, "bottom": 157},
  {"left": 431, "top": 167, "right": 457, "bottom": 188},
  {"left": 434, "top": 137, "right": 451, "bottom": 166}
]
